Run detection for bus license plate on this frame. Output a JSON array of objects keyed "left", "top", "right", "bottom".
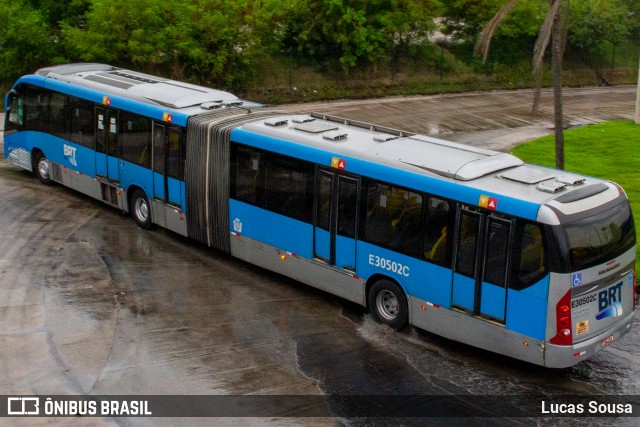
[{"left": 601, "top": 335, "right": 615, "bottom": 348}]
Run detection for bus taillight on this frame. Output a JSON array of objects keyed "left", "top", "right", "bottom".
[{"left": 550, "top": 290, "right": 572, "bottom": 346}]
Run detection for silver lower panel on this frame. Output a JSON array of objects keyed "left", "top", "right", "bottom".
[
  {"left": 229, "top": 233, "right": 366, "bottom": 306},
  {"left": 6, "top": 148, "right": 32, "bottom": 171},
  {"left": 32, "top": 161, "right": 189, "bottom": 237},
  {"left": 409, "top": 296, "right": 546, "bottom": 366},
  {"left": 544, "top": 310, "right": 635, "bottom": 368}
]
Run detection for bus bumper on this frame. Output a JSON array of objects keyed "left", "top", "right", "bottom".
[{"left": 544, "top": 310, "right": 635, "bottom": 368}]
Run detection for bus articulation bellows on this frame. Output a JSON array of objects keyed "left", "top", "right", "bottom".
[{"left": 3, "top": 64, "right": 636, "bottom": 367}]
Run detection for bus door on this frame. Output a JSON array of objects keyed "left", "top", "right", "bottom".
[
  {"left": 314, "top": 169, "right": 359, "bottom": 271},
  {"left": 95, "top": 107, "right": 119, "bottom": 182},
  {"left": 152, "top": 123, "right": 167, "bottom": 202},
  {"left": 452, "top": 207, "right": 513, "bottom": 323},
  {"left": 152, "top": 123, "right": 183, "bottom": 208}
]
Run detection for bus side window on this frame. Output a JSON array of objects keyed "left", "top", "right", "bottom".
[
  {"left": 365, "top": 183, "right": 393, "bottom": 245},
  {"left": 233, "top": 146, "right": 264, "bottom": 206},
  {"left": 455, "top": 212, "right": 481, "bottom": 277},
  {"left": 47, "top": 92, "right": 68, "bottom": 140},
  {"left": 264, "top": 154, "right": 313, "bottom": 223},
  {"left": 69, "top": 96, "right": 95, "bottom": 149},
  {"left": 483, "top": 219, "right": 511, "bottom": 286},
  {"left": 166, "top": 129, "right": 183, "bottom": 179},
  {"left": 423, "top": 197, "right": 452, "bottom": 266},
  {"left": 24, "top": 85, "right": 47, "bottom": 132},
  {"left": 120, "top": 112, "right": 151, "bottom": 168},
  {"left": 364, "top": 182, "right": 422, "bottom": 257},
  {"left": 511, "top": 222, "right": 547, "bottom": 290}
]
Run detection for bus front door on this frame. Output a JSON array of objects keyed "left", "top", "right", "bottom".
[
  {"left": 95, "top": 107, "right": 119, "bottom": 182},
  {"left": 314, "top": 170, "right": 359, "bottom": 271},
  {"left": 452, "top": 207, "right": 512, "bottom": 323}
]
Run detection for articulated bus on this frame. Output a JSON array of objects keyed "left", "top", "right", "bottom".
[{"left": 3, "top": 64, "right": 636, "bottom": 367}]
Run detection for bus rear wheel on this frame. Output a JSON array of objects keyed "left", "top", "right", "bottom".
[
  {"left": 34, "top": 152, "right": 53, "bottom": 185},
  {"left": 131, "top": 189, "right": 152, "bottom": 230},
  {"left": 368, "top": 279, "right": 408, "bottom": 330}
]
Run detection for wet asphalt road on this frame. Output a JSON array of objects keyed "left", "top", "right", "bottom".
[{"left": 1, "top": 86, "right": 639, "bottom": 426}]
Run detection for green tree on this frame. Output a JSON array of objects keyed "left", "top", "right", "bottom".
[
  {"left": 26, "top": 0, "right": 90, "bottom": 29},
  {"left": 0, "top": 0, "right": 53, "bottom": 82},
  {"left": 184, "top": 0, "right": 285, "bottom": 89},
  {"left": 442, "top": 0, "right": 544, "bottom": 40},
  {"left": 567, "top": 0, "right": 633, "bottom": 77},
  {"left": 287, "top": 0, "right": 440, "bottom": 70},
  {"left": 62, "top": 0, "right": 196, "bottom": 76}
]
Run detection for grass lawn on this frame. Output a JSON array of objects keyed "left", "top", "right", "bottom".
[{"left": 511, "top": 120, "right": 640, "bottom": 271}]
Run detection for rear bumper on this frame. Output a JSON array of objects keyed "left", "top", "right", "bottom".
[{"left": 544, "top": 310, "right": 635, "bottom": 368}]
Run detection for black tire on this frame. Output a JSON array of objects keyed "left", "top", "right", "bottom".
[
  {"left": 33, "top": 151, "right": 53, "bottom": 185},
  {"left": 368, "top": 279, "right": 408, "bottom": 330},
  {"left": 130, "top": 189, "right": 153, "bottom": 229}
]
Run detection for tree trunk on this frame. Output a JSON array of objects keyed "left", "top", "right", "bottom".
[{"left": 552, "top": 0, "right": 564, "bottom": 170}]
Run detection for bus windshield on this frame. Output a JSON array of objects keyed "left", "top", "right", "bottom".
[{"left": 562, "top": 201, "right": 635, "bottom": 272}]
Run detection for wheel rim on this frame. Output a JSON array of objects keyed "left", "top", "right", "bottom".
[
  {"left": 376, "top": 290, "right": 399, "bottom": 321},
  {"left": 135, "top": 197, "right": 149, "bottom": 223},
  {"left": 38, "top": 158, "right": 50, "bottom": 180}
]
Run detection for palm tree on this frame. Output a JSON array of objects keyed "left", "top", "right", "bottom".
[{"left": 475, "top": 0, "right": 566, "bottom": 170}]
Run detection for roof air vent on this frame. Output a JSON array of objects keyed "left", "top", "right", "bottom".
[
  {"left": 373, "top": 134, "right": 398, "bottom": 143},
  {"left": 201, "top": 101, "right": 223, "bottom": 110},
  {"left": 499, "top": 166, "right": 555, "bottom": 184},
  {"left": 224, "top": 101, "right": 244, "bottom": 107},
  {"left": 292, "top": 115, "right": 315, "bottom": 124},
  {"left": 293, "top": 122, "right": 338, "bottom": 133},
  {"left": 556, "top": 175, "right": 585, "bottom": 186},
  {"left": 323, "top": 131, "right": 348, "bottom": 142},
  {"left": 537, "top": 181, "right": 566, "bottom": 194},
  {"left": 265, "top": 118, "right": 288, "bottom": 127}
]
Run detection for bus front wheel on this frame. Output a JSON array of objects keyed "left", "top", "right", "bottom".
[
  {"left": 34, "top": 152, "right": 53, "bottom": 185},
  {"left": 368, "top": 279, "right": 408, "bottom": 330},
  {"left": 130, "top": 189, "right": 152, "bottom": 230}
]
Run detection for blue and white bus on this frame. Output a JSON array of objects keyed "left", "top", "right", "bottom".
[{"left": 3, "top": 64, "right": 636, "bottom": 367}]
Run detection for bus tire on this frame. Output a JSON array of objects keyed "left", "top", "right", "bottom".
[
  {"left": 130, "top": 189, "right": 152, "bottom": 230},
  {"left": 368, "top": 279, "right": 408, "bottom": 330},
  {"left": 34, "top": 152, "right": 53, "bottom": 185}
]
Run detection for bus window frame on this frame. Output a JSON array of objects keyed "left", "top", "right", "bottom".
[
  {"left": 5, "top": 89, "right": 24, "bottom": 134},
  {"left": 509, "top": 220, "right": 550, "bottom": 291}
]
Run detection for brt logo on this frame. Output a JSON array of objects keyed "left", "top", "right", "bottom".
[
  {"left": 596, "top": 282, "right": 624, "bottom": 320},
  {"left": 64, "top": 144, "right": 78, "bottom": 167}
]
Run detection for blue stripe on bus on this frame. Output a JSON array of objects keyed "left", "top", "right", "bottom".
[
  {"left": 119, "top": 159, "right": 154, "bottom": 201},
  {"left": 335, "top": 234, "right": 356, "bottom": 270},
  {"left": 229, "top": 199, "right": 313, "bottom": 258},
  {"left": 505, "top": 276, "right": 550, "bottom": 340},
  {"left": 13, "top": 131, "right": 96, "bottom": 176},
  {"left": 15, "top": 75, "right": 190, "bottom": 127},
  {"left": 231, "top": 128, "right": 541, "bottom": 221},
  {"left": 356, "top": 241, "right": 453, "bottom": 308},
  {"left": 480, "top": 282, "right": 507, "bottom": 320},
  {"left": 230, "top": 195, "right": 550, "bottom": 341},
  {"left": 14, "top": 130, "right": 165, "bottom": 207},
  {"left": 452, "top": 273, "right": 476, "bottom": 310}
]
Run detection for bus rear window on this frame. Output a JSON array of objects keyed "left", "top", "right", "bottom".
[{"left": 563, "top": 201, "right": 635, "bottom": 271}]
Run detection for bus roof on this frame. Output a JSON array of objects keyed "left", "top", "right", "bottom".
[
  {"left": 24, "top": 64, "right": 622, "bottom": 223},
  {"left": 34, "top": 63, "right": 261, "bottom": 114},
  {"left": 238, "top": 112, "right": 620, "bottom": 224}
]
